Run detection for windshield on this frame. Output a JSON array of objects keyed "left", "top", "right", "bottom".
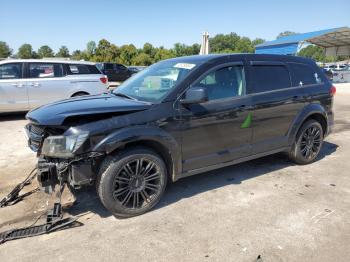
[{"left": 113, "top": 60, "right": 197, "bottom": 103}]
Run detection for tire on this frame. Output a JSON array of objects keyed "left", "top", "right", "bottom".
[
  {"left": 96, "top": 147, "right": 167, "bottom": 218},
  {"left": 72, "top": 92, "right": 89, "bottom": 97},
  {"left": 289, "top": 120, "right": 324, "bottom": 165}
]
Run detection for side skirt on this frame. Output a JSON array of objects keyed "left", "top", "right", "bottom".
[{"left": 175, "top": 147, "right": 290, "bottom": 181}]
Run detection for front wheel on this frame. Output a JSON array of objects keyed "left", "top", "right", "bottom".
[
  {"left": 96, "top": 147, "right": 167, "bottom": 218},
  {"left": 289, "top": 120, "right": 324, "bottom": 165}
]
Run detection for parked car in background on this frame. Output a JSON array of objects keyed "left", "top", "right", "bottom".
[
  {"left": 25, "top": 54, "right": 334, "bottom": 217},
  {"left": 96, "top": 63, "right": 134, "bottom": 82},
  {"left": 324, "top": 64, "right": 347, "bottom": 71},
  {"left": 322, "top": 68, "right": 333, "bottom": 81},
  {"left": 128, "top": 66, "right": 147, "bottom": 74},
  {"left": 0, "top": 59, "right": 108, "bottom": 113}
]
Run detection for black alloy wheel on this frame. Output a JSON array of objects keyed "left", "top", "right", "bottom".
[
  {"left": 97, "top": 147, "right": 167, "bottom": 218},
  {"left": 299, "top": 125, "right": 322, "bottom": 160},
  {"left": 113, "top": 158, "right": 162, "bottom": 209},
  {"left": 289, "top": 120, "right": 324, "bottom": 164}
]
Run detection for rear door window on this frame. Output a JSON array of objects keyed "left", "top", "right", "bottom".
[
  {"left": 288, "top": 63, "right": 322, "bottom": 86},
  {"left": 0, "top": 63, "right": 22, "bottom": 79},
  {"left": 29, "top": 63, "right": 63, "bottom": 78},
  {"left": 250, "top": 65, "right": 291, "bottom": 93}
]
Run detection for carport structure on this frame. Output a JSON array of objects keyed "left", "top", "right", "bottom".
[{"left": 255, "top": 27, "right": 350, "bottom": 56}]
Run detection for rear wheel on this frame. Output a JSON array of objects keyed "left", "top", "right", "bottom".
[
  {"left": 289, "top": 120, "right": 324, "bottom": 164},
  {"left": 96, "top": 147, "right": 167, "bottom": 218}
]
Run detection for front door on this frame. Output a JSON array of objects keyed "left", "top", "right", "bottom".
[
  {"left": 0, "top": 62, "right": 28, "bottom": 112},
  {"left": 179, "top": 63, "right": 253, "bottom": 172}
]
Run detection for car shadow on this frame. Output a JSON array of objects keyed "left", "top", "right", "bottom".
[
  {"left": 0, "top": 112, "right": 27, "bottom": 122},
  {"left": 67, "top": 141, "right": 338, "bottom": 218}
]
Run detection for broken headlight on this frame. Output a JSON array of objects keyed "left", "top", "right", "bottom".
[{"left": 41, "top": 132, "right": 89, "bottom": 158}]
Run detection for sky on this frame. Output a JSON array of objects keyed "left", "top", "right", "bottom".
[{"left": 1, "top": 0, "right": 350, "bottom": 53}]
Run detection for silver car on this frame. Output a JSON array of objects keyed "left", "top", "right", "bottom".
[{"left": 0, "top": 59, "right": 108, "bottom": 112}]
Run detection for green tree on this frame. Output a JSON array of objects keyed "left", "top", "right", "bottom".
[
  {"left": 119, "top": 44, "right": 138, "bottom": 65},
  {"left": 37, "top": 45, "right": 54, "bottom": 58},
  {"left": 252, "top": 38, "right": 265, "bottom": 46},
  {"left": 132, "top": 53, "right": 153, "bottom": 66},
  {"left": 235, "top": 37, "right": 254, "bottom": 53},
  {"left": 173, "top": 43, "right": 200, "bottom": 57},
  {"left": 298, "top": 45, "right": 325, "bottom": 61},
  {"left": 276, "top": 31, "right": 298, "bottom": 39},
  {"left": 153, "top": 47, "right": 175, "bottom": 62},
  {"left": 56, "top": 46, "right": 70, "bottom": 57},
  {"left": 71, "top": 50, "right": 83, "bottom": 60},
  {"left": 86, "top": 41, "right": 96, "bottom": 58},
  {"left": 0, "top": 41, "right": 12, "bottom": 58},
  {"left": 93, "top": 39, "right": 120, "bottom": 62},
  {"left": 17, "top": 43, "right": 33, "bottom": 58},
  {"left": 143, "top": 43, "right": 155, "bottom": 57},
  {"left": 209, "top": 33, "right": 240, "bottom": 53}
]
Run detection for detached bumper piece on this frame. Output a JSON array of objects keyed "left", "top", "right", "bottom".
[
  {"left": 0, "top": 203, "right": 82, "bottom": 245},
  {"left": 0, "top": 168, "right": 38, "bottom": 208}
]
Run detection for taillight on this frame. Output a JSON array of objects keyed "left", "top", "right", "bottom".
[
  {"left": 100, "top": 76, "right": 108, "bottom": 84},
  {"left": 330, "top": 85, "right": 336, "bottom": 96}
]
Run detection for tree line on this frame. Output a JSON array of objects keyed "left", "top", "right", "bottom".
[{"left": 0, "top": 32, "right": 346, "bottom": 65}]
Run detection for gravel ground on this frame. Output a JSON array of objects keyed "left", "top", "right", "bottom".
[{"left": 0, "top": 84, "right": 349, "bottom": 262}]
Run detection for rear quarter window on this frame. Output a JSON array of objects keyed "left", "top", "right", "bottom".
[
  {"left": 66, "top": 64, "right": 101, "bottom": 75},
  {"left": 288, "top": 63, "right": 322, "bottom": 86},
  {"left": 250, "top": 65, "right": 291, "bottom": 93}
]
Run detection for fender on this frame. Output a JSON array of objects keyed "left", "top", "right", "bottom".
[
  {"left": 92, "top": 125, "right": 182, "bottom": 181},
  {"left": 287, "top": 103, "right": 328, "bottom": 145}
]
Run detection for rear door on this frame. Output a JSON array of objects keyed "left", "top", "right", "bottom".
[
  {"left": 25, "top": 62, "right": 68, "bottom": 109},
  {"left": 247, "top": 61, "right": 306, "bottom": 154},
  {"left": 0, "top": 62, "right": 28, "bottom": 112}
]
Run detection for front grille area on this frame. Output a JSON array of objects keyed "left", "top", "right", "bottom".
[{"left": 25, "top": 124, "right": 45, "bottom": 152}]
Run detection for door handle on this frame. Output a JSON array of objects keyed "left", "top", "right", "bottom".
[
  {"left": 238, "top": 105, "right": 255, "bottom": 110},
  {"left": 11, "top": 83, "right": 25, "bottom": 88},
  {"left": 30, "top": 82, "right": 40, "bottom": 87}
]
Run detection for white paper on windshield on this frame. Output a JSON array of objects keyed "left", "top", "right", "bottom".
[{"left": 174, "top": 63, "right": 196, "bottom": 70}]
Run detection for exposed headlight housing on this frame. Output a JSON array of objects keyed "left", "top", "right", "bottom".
[{"left": 41, "top": 132, "right": 89, "bottom": 158}]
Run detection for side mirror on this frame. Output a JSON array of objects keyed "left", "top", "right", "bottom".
[{"left": 180, "top": 87, "right": 208, "bottom": 105}]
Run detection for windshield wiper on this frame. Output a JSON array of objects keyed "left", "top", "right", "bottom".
[{"left": 112, "top": 92, "right": 137, "bottom": 100}]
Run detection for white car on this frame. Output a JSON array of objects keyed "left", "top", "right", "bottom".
[{"left": 0, "top": 59, "right": 108, "bottom": 112}]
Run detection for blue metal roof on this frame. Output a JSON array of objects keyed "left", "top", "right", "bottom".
[
  {"left": 256, "top": 27, "right": 345, "bottom": 48},
  {"left": 255, "top": 43, "right": 299, "bottom": 55}
]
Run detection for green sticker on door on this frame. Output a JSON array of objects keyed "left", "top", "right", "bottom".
[{"left": 241, "top": 112, "right": 252, "bottom": 129}]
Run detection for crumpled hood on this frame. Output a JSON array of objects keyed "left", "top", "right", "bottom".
[{"left": 26, "top": 93, "right": 152, "bottom": 125}]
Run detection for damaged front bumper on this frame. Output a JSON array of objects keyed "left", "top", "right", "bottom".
[{"left": 37, "top": 153, "right": 103, "bottom": 193}]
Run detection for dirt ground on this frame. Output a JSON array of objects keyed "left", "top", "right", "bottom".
[{"left": 0, "top": 84, "right": 349, "bottom": 262}]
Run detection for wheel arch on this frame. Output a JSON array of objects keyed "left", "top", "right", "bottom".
[
  {"left": 288, "top": 103, "right": 328, "bottom": 145},
  {"left": 93, "top": 126, "right": 182, "bottom": 182},
  {"left": 71, "top": 91, "right": 89, "bottom": 97}
]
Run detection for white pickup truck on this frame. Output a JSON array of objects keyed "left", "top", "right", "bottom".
[{"left": 0, "top": 59, "right": 108, "bottom": 112}]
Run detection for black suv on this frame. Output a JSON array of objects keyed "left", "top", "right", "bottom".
[
  {"left": 25, "top": 54, "right": 335, "bottom": 217},
  {"left": 96, "top": 63, "right": 133, "bottom": 82}
]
